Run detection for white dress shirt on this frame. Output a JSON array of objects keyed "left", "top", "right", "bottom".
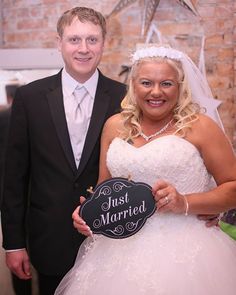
[{"left": 62, "top": 68, "right": 98, "bottom": 167}]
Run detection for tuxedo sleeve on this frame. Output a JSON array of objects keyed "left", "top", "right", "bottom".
[{"left": 1, "top": 88, "right": 30, "bottom": 250}]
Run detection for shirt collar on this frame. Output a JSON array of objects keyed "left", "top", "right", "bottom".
[{"left": 62, "top": 68, "right": 98, "bottom": 99}]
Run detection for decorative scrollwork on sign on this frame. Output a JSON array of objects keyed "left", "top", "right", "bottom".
[
  {"left": 93, "top": 218, "right": 102, "bottom": 229},
  {"left": 106, "top": 225, "right": 124, "bottom": 236},
  {"left": 97, "top": 185, "right": 112, "bottom": 199},
  {"left": 113, "top": 181, "right": 132, "bottom": 192},
  {"left": 126, "top": 219, "right": 142, "bottom": 232}
]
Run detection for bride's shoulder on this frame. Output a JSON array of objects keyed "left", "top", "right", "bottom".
[
  {"left": 104, "top": 113, "right": 123, "bottom": 129},
  {"left": 186, "top": 113, "right": 225, "bottom": 150},
  {"left": 102, "top": 113, "right": 123, "bottom": 141},
  {"left": 192, "top": 114, "right": 224, "bottom": 136}
]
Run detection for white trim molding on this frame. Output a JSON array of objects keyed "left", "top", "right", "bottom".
[{"left": 0, "top": 48, "right": 64, "bottom": 69}]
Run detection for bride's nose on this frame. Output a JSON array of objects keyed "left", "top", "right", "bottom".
[{"left": 151, "top": 83, "right": 162, "bottom": 97}]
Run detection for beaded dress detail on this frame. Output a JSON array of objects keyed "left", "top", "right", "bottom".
[{"left": 55, "top": 136, "right": 236, "bottom": 295}]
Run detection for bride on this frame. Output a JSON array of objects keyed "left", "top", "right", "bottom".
[{"left": 55, "top": 45, "right": 236, "bottom": 295}]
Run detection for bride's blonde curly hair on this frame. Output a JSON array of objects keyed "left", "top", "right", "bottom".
[{"left": 120, "top": 55, "right": 203, "bottom": 142}]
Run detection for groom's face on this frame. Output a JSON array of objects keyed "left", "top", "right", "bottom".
[{"left": 58, "top": 18, "right": 105, "bottom": 83}]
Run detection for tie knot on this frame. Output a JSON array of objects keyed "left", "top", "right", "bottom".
[{"left": 73, "top": 86, "right": 87, "bottom": 105}]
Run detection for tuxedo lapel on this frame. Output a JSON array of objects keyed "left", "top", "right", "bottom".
[
  {"left": 76, "top": 73, "right": 110, "bottom": 177},
  {"left": 47, "top": 74, "right": 77, "bottom": 172}
]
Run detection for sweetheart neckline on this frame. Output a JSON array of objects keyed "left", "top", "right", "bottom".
[{"left": 111, "top": 135, "right": 199, "bottom": 154}]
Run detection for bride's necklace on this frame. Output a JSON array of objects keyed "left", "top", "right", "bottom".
[{"left": 140, "top": 119, "right": 173, "bottom": 142}]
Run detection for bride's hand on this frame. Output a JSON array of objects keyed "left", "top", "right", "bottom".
[
  {"left": 152, "top": 180, "right": 187, "bottom": 214},
  {"left": 72, "top": 196, "right": 93, "bottom": 236}
]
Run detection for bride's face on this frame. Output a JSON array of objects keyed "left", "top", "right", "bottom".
[{"left": 133, "top": 61, "right": 179, "bottom": 122}]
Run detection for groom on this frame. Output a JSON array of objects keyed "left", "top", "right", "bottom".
[{"left": 1, "top": 6, "right": 126, "bottom": 295}]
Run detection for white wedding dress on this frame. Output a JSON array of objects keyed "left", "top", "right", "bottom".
[{"left": 55, "top": 136, "right": 236, "bottom": 295}]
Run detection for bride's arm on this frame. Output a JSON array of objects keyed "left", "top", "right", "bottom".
[
  {"left": 186, "top": 114, "right": 236, "bottom": 214},
  {"left": 153, "top": 115, "right": 236, "bottom": 216}
]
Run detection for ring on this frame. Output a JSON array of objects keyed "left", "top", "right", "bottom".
[{"left": 165, "top": 196, "right": 169, "bottom": 204}]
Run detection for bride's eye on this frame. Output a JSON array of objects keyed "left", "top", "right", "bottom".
[
  {"left": 140, "top": 80, "right": 152, "bottom": 87},
  {"left": 160, "top": 80, "right": 175, "bottom": 88}
]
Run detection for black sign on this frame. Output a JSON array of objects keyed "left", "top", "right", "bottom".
[{"left": 80, "top": 177, "right": 156, "bottom": 239}]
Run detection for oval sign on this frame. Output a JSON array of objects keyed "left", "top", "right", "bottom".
[{"left": 80, "top": 177, "right": 156, "bottom": 239}]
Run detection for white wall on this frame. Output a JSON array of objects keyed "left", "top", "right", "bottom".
[
  {"left": 0, "top": 69, "right": 60, "bottom": 104},
  {"left": 0, "top": 48, "right": 64, "bottom": 104}
]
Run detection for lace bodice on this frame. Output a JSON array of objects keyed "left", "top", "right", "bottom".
[{"left": 107, "top": 135, "right": 215, "bottom": 194}]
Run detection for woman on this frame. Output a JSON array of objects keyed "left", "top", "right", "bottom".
[{"left": 55, "top": 45, "right": 236, "bottom": 295}]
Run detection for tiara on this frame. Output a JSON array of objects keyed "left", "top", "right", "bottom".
[{"left": 131, "top": 46, "right": 184, "bottom": 63}]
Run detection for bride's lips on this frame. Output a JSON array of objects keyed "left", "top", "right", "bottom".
[{"left": 147, "top": 99, "right": 166, "bottom": 107}]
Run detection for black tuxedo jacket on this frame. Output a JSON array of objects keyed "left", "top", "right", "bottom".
[
  {"left": 0, "top": 107, "right": 11, "bottom": 207},
  {"left": 1, "top": 70, "right": 126, "bottom": 276}
]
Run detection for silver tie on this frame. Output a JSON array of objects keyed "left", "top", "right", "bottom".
[
  {"left": 73, "top": 86, "right": 87, "bottom": 122},
  {"left": 70, "top": 85, "right": 88, "bottom": 166}
]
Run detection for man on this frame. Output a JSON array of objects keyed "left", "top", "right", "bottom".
[
  {"left": 0, "top": 85, "right": 16, "bottom": 197},
  {"left": 0, "top": 84, "right": 32, "bottom": 295},
  {"left": 1, "top": 7, "right": 126, "bottom": 295}
]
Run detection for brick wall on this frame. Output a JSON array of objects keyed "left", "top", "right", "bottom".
[
  {"left": 233, "top": 0, "right": 236, "bottom": 150},
  {"left": 0, "top": 0, "right": 235, "bottom": 146}
]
